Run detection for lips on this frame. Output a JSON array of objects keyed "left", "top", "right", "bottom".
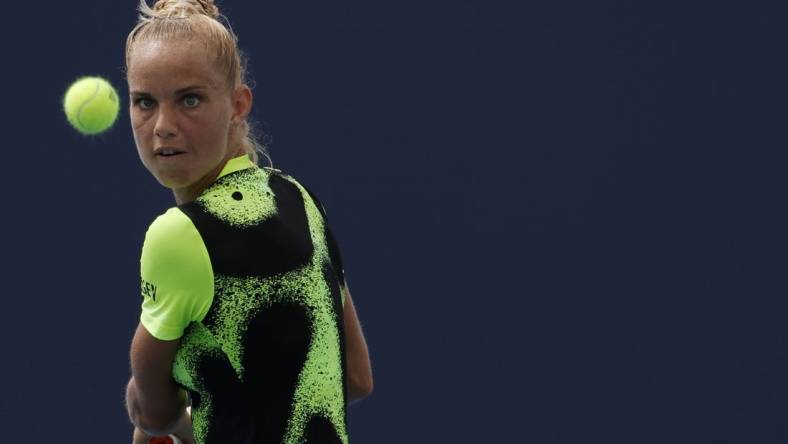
[{"left": 154, "top": 147, "right": 185, "bottom": 157}]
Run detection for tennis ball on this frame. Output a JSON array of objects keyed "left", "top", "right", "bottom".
[{"left": 63, "top": 76, "right": 120, "bottom": 135}]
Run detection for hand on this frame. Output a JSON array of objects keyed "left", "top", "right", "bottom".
[
  {"left": 169, "top": 406, "right": 195, "bottom": 444},
  {"left": 132, "top": 406, "right": 193, "bottom": 444},
  {"left": 132, "top": 426, "right": 149, "bottom": 444}
]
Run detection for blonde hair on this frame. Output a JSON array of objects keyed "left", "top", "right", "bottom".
[{"left": 125, "top": 0, "right": 272, "bottom": 167}]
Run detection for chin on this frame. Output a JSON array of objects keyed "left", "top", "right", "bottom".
[{"left": 151, "top": 170, "right": 194, "bottom": 190}]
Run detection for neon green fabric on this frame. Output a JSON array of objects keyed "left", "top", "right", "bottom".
[
  {"left": 139, "top": 155, "right": 258, "bottom": 340},
  {"left": 140, "top": 207, "right": 214, "bottom": 340},
  {"left": 216, "top": 154, "right": 256, "bottom": 179},
  {"left": 137, "top": 153, "right": 349, "bottom": 442}
]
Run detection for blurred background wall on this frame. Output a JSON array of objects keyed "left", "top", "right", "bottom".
[{"left": 0, "top": 1, "right": 786, "bottom": 442}]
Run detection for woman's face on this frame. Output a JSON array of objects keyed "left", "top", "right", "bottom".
[{"left": 127, "top": 39, "right": 246, "bottom": 197}]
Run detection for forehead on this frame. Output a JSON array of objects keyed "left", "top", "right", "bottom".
[{"left": 127, "top": 39, "right": 223, "bottom": 92}]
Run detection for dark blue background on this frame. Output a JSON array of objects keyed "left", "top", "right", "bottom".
[{"left": 1, "top": 1, "right": 786, "bottom": 442}]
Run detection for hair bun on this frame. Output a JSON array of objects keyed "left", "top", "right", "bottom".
[{"left": 152, "top": 0, "right": 219, "bottom": 19}]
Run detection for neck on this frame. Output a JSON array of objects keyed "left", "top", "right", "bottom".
[
  {"left": 172, "top": 166, "right": 221, "bottom": 205},
  {"left": 172, "top": 148, "right": 244, "bottom": 205}
]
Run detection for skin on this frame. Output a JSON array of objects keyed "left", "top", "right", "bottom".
[
  {"left": 127, "top": 39, "right": 252, "bottom": 205},
  {"left": 124, "top": 37, "right": 373, "bottom": 443},
  {"left": 125, "top": 37, "right": 251, "bottom": 441},
  {"left": 342, "top": 285, "right": 374, "bottom": 403}
]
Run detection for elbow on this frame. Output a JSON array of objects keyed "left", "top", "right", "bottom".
[
  {"left": 358, "top": 374, "right": 375, "bottom": 398},
  {"left": 348, "top": 370, "right": 374, "bottom": 401}
]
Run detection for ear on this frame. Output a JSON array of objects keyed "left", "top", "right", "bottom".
[{"left": 231, "top": 84, "right": 253, "bottom": 123}]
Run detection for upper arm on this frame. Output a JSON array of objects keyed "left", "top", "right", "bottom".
[
  {"left": 139, "top": 208, "right": 213, "bottom": 340},
  {"left": 129, "top": 322, "right": 186, "bottom": 432},
  {"left": 130, "top": 208, "right": 212, "bottom": 430}
]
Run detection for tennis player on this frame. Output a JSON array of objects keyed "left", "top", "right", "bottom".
[{"left": 122, "top": 1, "right": 373, "bottom": 443}]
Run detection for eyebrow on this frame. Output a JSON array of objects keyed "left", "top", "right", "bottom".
[{"left": 130, "top": 85, "right": 208, "bottom": 96}]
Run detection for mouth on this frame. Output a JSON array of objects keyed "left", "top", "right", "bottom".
[{"left": 154, "top": 147, "right": 186, "bottom": 157}]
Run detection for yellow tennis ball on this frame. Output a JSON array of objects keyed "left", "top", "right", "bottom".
[{"left": 63, "top": 76, "right": 120, "bottom": 135}]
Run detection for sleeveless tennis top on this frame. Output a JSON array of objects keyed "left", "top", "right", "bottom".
[{"left": 138, "top": 155, "right": 348, "bottom": 444}]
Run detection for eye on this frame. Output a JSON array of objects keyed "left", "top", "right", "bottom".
[
  {"left": 183, "top": 94, "right": 201, "bottom": 108},
  {"left": 134, "top": 97, "right": 155, "bottom": 110}
]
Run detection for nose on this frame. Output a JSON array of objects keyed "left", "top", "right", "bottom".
[{"left": 153, "top": 104, "right": 177, "bottom": 139}]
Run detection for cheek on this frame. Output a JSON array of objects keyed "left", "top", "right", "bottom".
[
  {"left": 129, "top": 112, "right": 151, "bottom": 160},
  {"left": 129, "top": 109, "right": 150, "bottom": 134},
  {"left": 201, "top": 115, "right": 232, "bottom": 143}
]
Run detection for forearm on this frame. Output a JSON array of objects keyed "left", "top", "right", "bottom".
[
  {"left": 126, "top": 377, "right": 189, "bottom": 436},
  {"left": 343, "top": 285, "right": 373, "bottom": 402},
  {"left": 126, "top": 378, "right": 144, "bottom": 428}
]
